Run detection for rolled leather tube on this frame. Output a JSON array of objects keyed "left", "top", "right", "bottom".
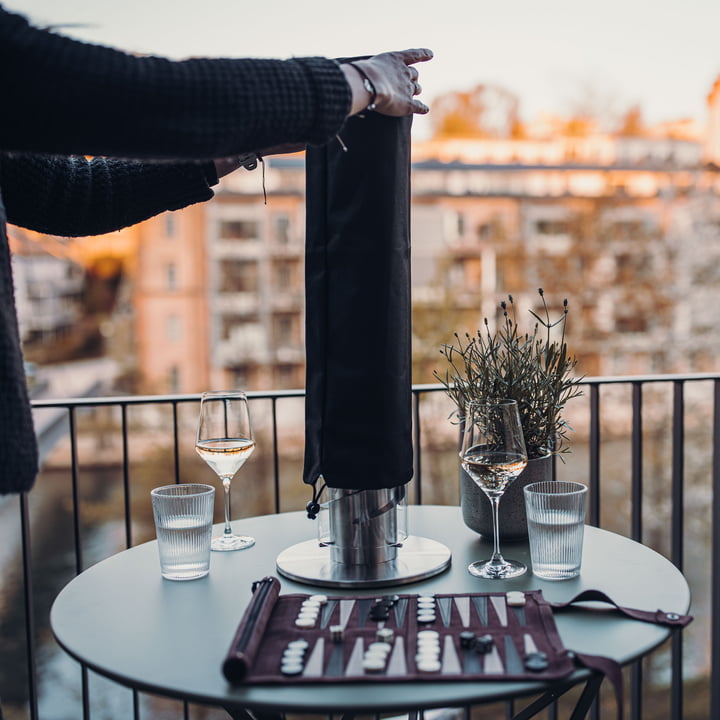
[
  {"left": 303, "top": 111, "right": 413, "bottom": 491},
  {"left": 223, "top": 576, "right": 281, "bottom": 683}
]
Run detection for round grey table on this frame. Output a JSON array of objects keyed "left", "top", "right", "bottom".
[{"left": 50, "top": 506, "right": 690, "bottom": 715}]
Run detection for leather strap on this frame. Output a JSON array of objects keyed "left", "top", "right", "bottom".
[
  {"left": 550, "top": 589, "right": 693, "bottom": 627},
  {"left": 513, "top": 588, "right": 692, "bottom": 720}
]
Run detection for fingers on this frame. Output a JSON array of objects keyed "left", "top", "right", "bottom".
[
  {"left": 348, "top": 48, "right": 433, "bottom": 117},
  {"left": 396, "top": 49, "right": 431, "bottom": 114},
  {"left": 395, "top": 47, "right": 434, "bottom": 65},
  {"left": 412, "top": 98, "right": 430, "bottom": 115}
]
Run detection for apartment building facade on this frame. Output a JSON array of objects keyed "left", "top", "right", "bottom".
[{"left": 126, "top": 78, "right": 720, "bottom": 393}]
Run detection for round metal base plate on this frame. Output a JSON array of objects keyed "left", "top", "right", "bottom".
[{"left": 275, "top": 536, "right": 452, "bottom": 588}]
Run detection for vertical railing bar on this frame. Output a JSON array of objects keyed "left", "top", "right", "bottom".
[
  {"left": 172, "top": 401, "right": 181, "bottom": 484},
  {"left": 630, "top": 382, "right": 643, "bottom": 541},
  {"left": 630, "top": 382, "right": 643, "bottom": 720},
  {"left": 69, "top": 406, "right": 83, "bottom": 574},
  {"left": 589, "top": 383, "right": 601, "bottom": 720},
  {"left": 671, "top": 381, "right": 685, "bottom": 568},
  {"left": 670, "top": 380, "right": 685, "bottom": 720},
  {"left": 81, "top": 664, "right": 90, "bottom": 720},
  {"left": 711, "top": 379, "right": 720, "bottom": 720},
  {"left": 589, "top": 383, "right": 601, "bottom": 527},
  {"left": 133, "top": 688, "right": 141, "bottom": 720},
  {"left": 121, "top": 403, "right": 132, "bottom": 549},
  {"left": 120, "top": 401, "right": 141, "bottom": 720},
  {"left": 20, "top": 492, "right": 39, "bottom": 720},
  {"left": 183, "top": 699, "right": 190, "bottom": 720},
  {"left": 413, "top": 389, "right": 423, "bottom": 505},
  {"left": 271, "top": 397, "right": 281, "bottom": 514},
  {"left": 67, "top": 405, "right": 91, "bottom": 720}
]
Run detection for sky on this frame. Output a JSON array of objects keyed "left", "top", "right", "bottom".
[{"left": 7, "top": 0, "right": 720, "bottom": 139}]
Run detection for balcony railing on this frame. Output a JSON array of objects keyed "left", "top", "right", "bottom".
[{"left": 2, "top": 373, "right": 719, "bottom": 720}]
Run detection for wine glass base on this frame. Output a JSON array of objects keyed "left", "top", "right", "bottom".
[
  {"left": 211, "top": 535, "right": 255, "bottom": 552},
  {"left": 468, "top": 558, "right": 526, "bottom": 579}
]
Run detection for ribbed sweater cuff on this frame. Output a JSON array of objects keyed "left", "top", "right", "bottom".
[{"left": 293, "top": 57, "right": 351, "bottom": 145}]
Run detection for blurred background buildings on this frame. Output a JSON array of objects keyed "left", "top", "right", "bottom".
[{"left": 12, "top": 76, "right": 720, "bottom": 396}]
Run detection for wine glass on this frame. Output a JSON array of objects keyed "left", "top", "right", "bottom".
[
  {"left": 460, "top": 398, "right": 528, "bottom": 579},
  {"left": 195, "top": 391, "right": 256, "bottom": 551}
]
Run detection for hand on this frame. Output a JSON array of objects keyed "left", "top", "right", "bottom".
[{"left": 343, "top": 48, "right": 433, "bottom": 117}]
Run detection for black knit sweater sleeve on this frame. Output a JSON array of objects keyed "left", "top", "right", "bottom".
[
  {"left": 0, "top": 6, "right": 351, "bottom": 159},
  {"left": 0, "top": 153, "right": 216, "bottom": 236}
]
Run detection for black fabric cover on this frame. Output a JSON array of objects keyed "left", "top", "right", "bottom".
[{"left": 303, "top": 112, "right": 413, "bottom": 490}]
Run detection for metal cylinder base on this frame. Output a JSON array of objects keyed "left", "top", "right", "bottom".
[{"left": 275, "top": 535, "right": 452, "bottom": 589}]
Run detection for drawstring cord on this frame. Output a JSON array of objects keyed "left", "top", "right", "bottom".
[
  {"left": 260, "top": 157, "right": 267, "bottom": 205},
  {"left": 306, "top": 476, "right": 327, "bottom": 519}
]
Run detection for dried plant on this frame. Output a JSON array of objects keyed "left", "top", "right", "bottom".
[{"left": 434, "top": 289, "right": 583, "bottom": 460}]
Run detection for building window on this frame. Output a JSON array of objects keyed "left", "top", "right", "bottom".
[
  {"left": 168, "top": 365, "right": 180, "bottom": 393},
  {"left": 165, "top": 213, "right": 177, "bottom": 238},
  {"left": 276, "top": 364, "right": 297, "bottom": 388},
  {"left": 231, "top": 365, "right": 251, "bottom": 389},
  {"left": 221, "top": 315, "right": 244, "bottom": 341},
  {"left": 219, "top": 260, "right": 259, "bottom": 293},
  {"left": 535, "top": 220, "right": 571, "bottom": 235},
  {"left": 274, "top": 261, "right": 294, "bottom": 291},
  {"left": 274, "top": 214, "right": 291, "bottom": 244},
  {"left": 274, "top": 314, "right": 295, "bottom": 346},
  {"left": 166, "top": 314, "right": 180, "bottom": 342},
  {"left": 220, "top": 220, "right": 259, "bottom": 240},
  {"left": 615, "top": 314, "right": 648, "bottom": 333},
  {"left": 477, "top": 222, "right": 493, "bottom": 239},
  {"left": 610, "top": 220, "right": 644, "bottom": 239},
  {"left": 167, "top": 263, "right": 177, "bottom": 290}
]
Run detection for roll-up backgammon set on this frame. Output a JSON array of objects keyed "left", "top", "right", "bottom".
[{"left": 222, "top": 576, "right": 691, "bottom": 687}]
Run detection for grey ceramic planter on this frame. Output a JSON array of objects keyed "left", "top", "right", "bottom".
[{"left": 460, "top": 453, "right": 553, "bottom": 541}]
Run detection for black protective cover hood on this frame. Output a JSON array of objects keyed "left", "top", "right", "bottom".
[{"left": 303, "top": 111, "right": 413, "bottom": 491}]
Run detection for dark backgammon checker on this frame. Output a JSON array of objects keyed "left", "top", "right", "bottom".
[{"left": 222, "top": 577, "right": 691, "bottom": 688}]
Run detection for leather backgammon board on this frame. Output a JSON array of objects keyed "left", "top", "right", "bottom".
[
  {"left": 221, "top": 576, "right": 691, "bottom": 720},
  {"left": 222, "top": 576, "right": 578, "bottom": 685}
]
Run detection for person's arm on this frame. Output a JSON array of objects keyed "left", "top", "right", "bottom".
[
  {"left": 1, "top": 7, "right": 432, "bottom": 163},
  {"left": 0, "top": 7, "right": 352, "bottom": 160},
  {"left": 210, "top": 49, "right": 435, "bottom": 179},
  {"left": 0, "top": 153, "right": 216, "bottom": 236}
]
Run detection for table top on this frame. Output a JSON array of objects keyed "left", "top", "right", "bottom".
[{"left": 50, "top": 506, "right": 691, "bottom": 714}]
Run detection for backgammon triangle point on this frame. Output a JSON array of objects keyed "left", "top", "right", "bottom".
[
  {"left": 441, "top": 635, "right": 462, "bottom": 675},
  {"left": 344, "top": 636, "right": 365, "bottom": 676},
  {"left": 302, "top": 638, "right": 325, "bottom": 677},
  {"left": 386, "top": 636, "right": 407, "bottom": 676}
]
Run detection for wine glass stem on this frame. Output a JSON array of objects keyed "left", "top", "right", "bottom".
[
  {"left": 489, "top": 496, "right": 505, "bottom": 565},
  {"left": 222, "top": 476, "right": 233, "bottom": 537}
]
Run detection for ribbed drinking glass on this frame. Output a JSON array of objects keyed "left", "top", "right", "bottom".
[
  {"left": 524, "top": 480, "right": 587, "bottom": 580},
  {"left": 151, "top": 483, "right": 215, "bottom": 580}
]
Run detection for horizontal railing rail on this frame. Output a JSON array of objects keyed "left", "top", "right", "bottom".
[{"left": 2, "top": 374, "right": 718, "bottom": 720}]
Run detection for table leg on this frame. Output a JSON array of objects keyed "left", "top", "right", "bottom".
[
  {"left": 510, "top": 672, "right": 605, "bottom": 720},
  {"left": 223, "top": 707, "right": 284, "bottom": 720}
]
